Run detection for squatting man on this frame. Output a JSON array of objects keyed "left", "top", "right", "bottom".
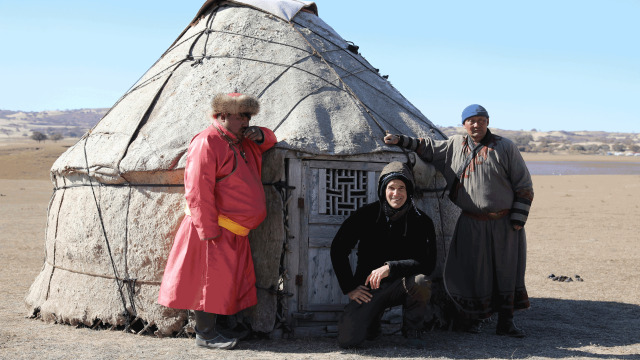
[{"left": 330, "top": 161, "right": 437, "bottom": 348}]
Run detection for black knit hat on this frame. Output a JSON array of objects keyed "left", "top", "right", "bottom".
[{"left": 377, "top": 161, "right": 415, "bottom": 202}]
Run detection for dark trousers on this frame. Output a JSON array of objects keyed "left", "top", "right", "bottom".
[
  {"left": 337, "top": 274, "right": 431, "bottom": 348},
  {"left": 194, "top": 310, "right": 216, "bottom": 338}
]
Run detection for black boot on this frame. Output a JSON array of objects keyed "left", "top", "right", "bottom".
[
  {"left": 496, "top": 311, "right": 525, "bottom": 338},
  {"left": 194, "top": 310, "right": 238, "bottom": 349}
]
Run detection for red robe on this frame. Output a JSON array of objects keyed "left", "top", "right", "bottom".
[{"left": 158, "top": 121, "right": 277, "bottom": 314}]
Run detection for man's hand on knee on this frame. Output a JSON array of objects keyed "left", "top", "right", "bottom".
[
  {"left": 348, "top": 285, "right": 372, "bottom": 304},
  {"left": 365, "top": 264, "right": 390, "bottom": 290}
]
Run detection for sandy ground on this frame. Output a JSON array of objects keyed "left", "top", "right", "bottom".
[{"left": 1, "top": 139, "right": 639, "bottom": 359}]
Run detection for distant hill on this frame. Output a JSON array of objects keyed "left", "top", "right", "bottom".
[
  {"left": 438, "top": 126, "right": 640, "bottom": 155},
  {"left": 0, "top": 108, "right": 108, "bottom": 139},
  {"left": 1, "top": 108, "right": 638, "bottom": 154}
]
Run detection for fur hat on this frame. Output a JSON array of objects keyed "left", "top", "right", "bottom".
[
  {"left": 461, "top": 104, "right": 489, "bottom": 124},
  {"left": 211, "top": 92, "right": 260, "bottom": 116}
]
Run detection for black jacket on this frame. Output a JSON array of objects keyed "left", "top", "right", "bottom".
[{"left": 330, "top": 201, "right": 437, "bottom": 294}]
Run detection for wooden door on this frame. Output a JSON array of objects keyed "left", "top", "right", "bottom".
[{"left": 297, "top": 160, "right": 387, "bottom": 324}]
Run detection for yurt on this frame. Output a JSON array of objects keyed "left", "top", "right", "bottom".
[{"left": 25, "top": 0, "right": 459, "bottom": 337}]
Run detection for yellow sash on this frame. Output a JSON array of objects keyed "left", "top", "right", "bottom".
[{"left": 184, "top": 204, "right": 250, "bottom": 236}]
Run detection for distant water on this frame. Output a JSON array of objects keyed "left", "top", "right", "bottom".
[{"left": 526, "top": 161, "right": 640, "bottom": 175}]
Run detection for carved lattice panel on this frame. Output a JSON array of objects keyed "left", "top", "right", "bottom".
[{"left": 323, "top": 169, "right": 368, "bottom": 216}]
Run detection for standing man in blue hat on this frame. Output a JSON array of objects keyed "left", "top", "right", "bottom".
[{"left": 383, "top": 104, "right": 533, "bottom": 337}]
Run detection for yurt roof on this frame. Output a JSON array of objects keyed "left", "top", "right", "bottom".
[
  {"left": 189, "top": 0, "right": 319, "bottom": 24},
  {"left": 52, "top": 0, "right": 445, "bottom": 183}
]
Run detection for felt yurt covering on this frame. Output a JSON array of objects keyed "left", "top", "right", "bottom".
[{"left": 25, "top": 0, "right": 459, "bottom": 336}]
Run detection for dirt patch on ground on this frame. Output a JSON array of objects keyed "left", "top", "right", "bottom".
[
  {"left": 0, "top": 138, "right": 76, "bottom": 180},
  {"left": 1, "top": 141, "right": 639, "bottom": 359}
]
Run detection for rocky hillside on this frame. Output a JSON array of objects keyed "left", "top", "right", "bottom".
[
  {"left": 439, "top": 126, "right": 640, "bottom": 155},
  {"left": 0, "top": 108, "right": 108, "bottom": 139},
  {"left": 1, "top": 108, "right": 638, "bottom": 154}
]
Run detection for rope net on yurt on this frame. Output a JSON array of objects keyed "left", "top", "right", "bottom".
[{"left": 27, "top": 0, "right": 446, "bottom": 337}]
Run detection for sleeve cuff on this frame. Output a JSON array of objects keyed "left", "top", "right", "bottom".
[
  {"left": 397, "top": 135, "right": 419, "bottom": 152},
  {"left": 255, "top": 128, "right": 265, "bottom": 144},
  {"left": 194, "top": 220, "right": 221, "bottom": 241},
  {"left": 384, "top": 261, "right": 396, "bottom": 275},
  {"left": 510, "top": 196, "right": 531, "bottom": 226}
]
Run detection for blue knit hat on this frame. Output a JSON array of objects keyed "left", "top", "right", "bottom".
[{"left": 461, "top": 104, "right": 489, "bottom": 124}]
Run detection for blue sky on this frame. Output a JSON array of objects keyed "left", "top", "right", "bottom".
[{"left": 1, "top": 0, "right": 638, "bottom": 132}]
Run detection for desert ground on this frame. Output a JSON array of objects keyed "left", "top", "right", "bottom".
[{"left": 1, "top": 138, "right": 639, "bottom": 359}]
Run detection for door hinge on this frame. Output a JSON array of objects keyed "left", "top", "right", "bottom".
[
  {"left": 295, "top": 274, "right": 303, "bottom": 286},
  {"left": 297, "top": 197, "right": 304, "bottom": 208}
]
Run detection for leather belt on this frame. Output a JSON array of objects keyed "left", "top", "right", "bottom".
[{"left": 462, "top": 209, "right": 510, "bottom": 221}]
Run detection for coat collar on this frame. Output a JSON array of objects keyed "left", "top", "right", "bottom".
[{"left": 213, "top": 118, "right": 241, "bottom": 144}]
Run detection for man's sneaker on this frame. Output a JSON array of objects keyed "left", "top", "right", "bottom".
[
  {"left": 404, "top": 329, "right": 427, "bottom": 349},
  {"left": 195, "top": 332, "right": 238, "bottom": 350}
]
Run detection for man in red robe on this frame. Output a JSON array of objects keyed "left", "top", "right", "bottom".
[{"left": 158, "top": 92, "right": 277, "bottom": 349}]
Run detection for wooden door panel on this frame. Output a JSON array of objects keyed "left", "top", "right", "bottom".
[{"left": 302, "top": 160, "right": 386, "bottom": 312}]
